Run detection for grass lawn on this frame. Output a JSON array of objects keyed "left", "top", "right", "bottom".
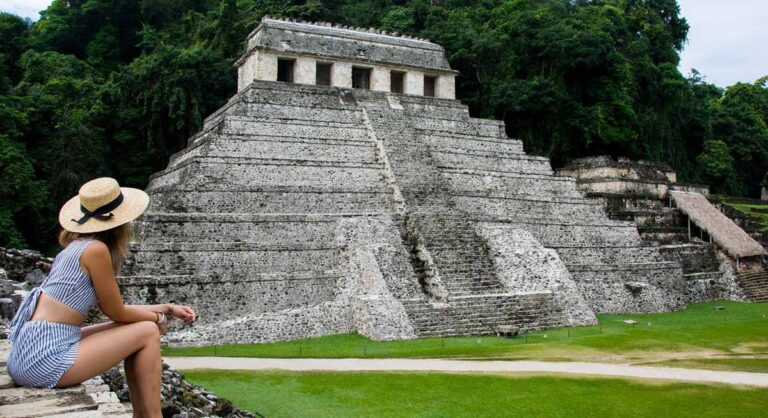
[
  {"left": 719, "top": 200, "right": 768, "bottom": 233},
  {"left": 182, "top": 370, "right": 768, "bottom": 418},
  {"left": 164, "top": 301, "right": 768, "bottom": 368}
]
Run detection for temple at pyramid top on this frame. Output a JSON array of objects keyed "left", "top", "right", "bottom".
[{"left": 234, "top": 16, "right": 457, "bottom": 98}]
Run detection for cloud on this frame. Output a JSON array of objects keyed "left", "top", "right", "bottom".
[
  {"left": 0, "top": 0, "right": 53, "bottom": 20},
  {"left": 678, "top": 0, "right": 768, "bottom": 87}
]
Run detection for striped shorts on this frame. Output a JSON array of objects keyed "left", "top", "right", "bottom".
[{"left": 7, "top": 320, "right": 81, "bottom": 388}]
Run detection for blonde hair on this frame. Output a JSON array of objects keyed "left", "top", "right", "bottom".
[{"left": 58, "top": 222, "right": 134, "bottom": 274}]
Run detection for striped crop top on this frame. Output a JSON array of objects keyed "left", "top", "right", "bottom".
[{"left": 40, "top": 239, "right": 100, "bottom": 316}]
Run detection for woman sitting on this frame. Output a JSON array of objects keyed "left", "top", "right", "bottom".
[{"left": 6, "top": 177, "right": 195, "bottom": 418}]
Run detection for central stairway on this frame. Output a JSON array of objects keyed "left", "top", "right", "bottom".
[{"left": 363, "top": 93, "right": 686, "bottom": 316}]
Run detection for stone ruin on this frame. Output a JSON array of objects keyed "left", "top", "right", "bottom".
[
  {"left": 118, "top": 17, "right": 699, "bottom": 346},
  {"left": 558, "top": 156, "right": 766, "bottom": 302}
]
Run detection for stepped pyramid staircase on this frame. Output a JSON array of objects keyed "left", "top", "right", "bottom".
[
  {"left": 736, "top": 271, "right": 768, "bottom": 302},
  {"left": 362, "top": 94, "right": 685, "bottom": 315},
  {"left": 120, "top": 81, "right": 690, "bottom": 344}
]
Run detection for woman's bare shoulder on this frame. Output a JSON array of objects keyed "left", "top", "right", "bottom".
[{"left": 81, "top": 239, "right": 110, "bottom": 260}]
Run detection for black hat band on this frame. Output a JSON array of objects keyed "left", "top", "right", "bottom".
[{"left": 71, "top": 192, "right": 124, "bottom": 225}]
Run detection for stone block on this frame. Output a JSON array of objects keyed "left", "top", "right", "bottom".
[
  {"left": 405, "top": 70, "right": 423, "bottom": 95},
  {"left": 294, "top": 56, "right": 317, "bottom": 85},
  {"left": 24, "top": 268, "right": 46, "bottom": 286}
]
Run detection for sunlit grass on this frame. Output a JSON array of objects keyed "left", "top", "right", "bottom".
[
  {"left": 720, "top": 200, "right": 768, "bottom": 233},
  {"left": 163, "top": 301, "right": 768, "bottom": 362},
  {"left": 182, "top": 370, "right": 768, "bottom": 418}
]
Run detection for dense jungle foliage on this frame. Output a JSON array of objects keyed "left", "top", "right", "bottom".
[{"left": 0, "top": 0, "right": 766, "bottom": 253}]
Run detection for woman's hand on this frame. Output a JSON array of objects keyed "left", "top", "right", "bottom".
[
  {"left": 157, "top": 319, "right": 168, "bottom": 335},
  {"left": 168, "top": 304, "right": 196, "bottom": 323}
]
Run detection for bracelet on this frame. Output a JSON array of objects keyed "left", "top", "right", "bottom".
[{"left": 154, "top": 312, "right": 167, "bottom": 324}]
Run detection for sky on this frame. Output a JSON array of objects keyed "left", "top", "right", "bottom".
[
  {"left": 1, "top": 0, "right": 767, "bottom": 88},
  {"left": 677, "top": 0, "right": 768, "bottom": 86}
]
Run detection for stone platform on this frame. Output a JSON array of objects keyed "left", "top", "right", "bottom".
[{"left": 0, "top": 340, "right": 132, "bottom": 418}]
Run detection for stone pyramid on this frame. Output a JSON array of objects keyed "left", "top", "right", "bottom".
[{"left": 118, "top": 18, "right": 686, "bottom": 346}]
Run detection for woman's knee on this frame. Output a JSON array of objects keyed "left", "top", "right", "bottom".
[{"left": 134, "top": 321, "right": 161, "bottom": 344}]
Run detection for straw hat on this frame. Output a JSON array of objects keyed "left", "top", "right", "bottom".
[{"left": 58, "top": 177, "right": 150, "bottom": 233}]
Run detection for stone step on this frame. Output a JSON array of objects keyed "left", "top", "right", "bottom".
[
  {"left": 438, "top": 267, "right": 498, "bottom": 275},
  {"left": 399, "top": 292, "right": 567, "bottom": 337},
  {"left": 683, "top": 271, "right": 722, "bottom": 281},
  {"left": 476, "top": 221, "right": 644, "bottom": 248},
  {"left": 136, "top": 219, "right": 339, "bottom": 246},
  {"left": 150, "top": 159, "right": 389, "bottom": 194},
  {"left": 565, "top": 261, "right": 681, "bottom": 272},
  {"left": 412, "top": 118, "right": 505, "bottom": 138},
  {"left": 433, "top": 151, "right": 553, "bottom": 175},
  {"left": 206, "top": 137, "right": 379, "bottom": 165},
  {"left": 128, "top": 247, "right": 341, "bottom": 276},
  {"left": 0, "top": 341, "right": 132, "bottom": 418},
  {"left": 450, "top": 192, "right": 600, "bottom": 206},
  {"left": 553, "top": 246, "right": 663, "bottom": 265},
  {"left": 422, "top": 134, "right": 524, "bottom": 155},
  {"left": 736, "top": 272, "right": 768, "bottom": 302},
  {"left": 239, "top": 82, "right": 361, "bottom": 109},
  {"left": 453, "top": 196, "right": 609, "bottom": 222},
  {"left": 119, "top": 269, "right": 343, "bottom": 286},
  {"left": 150, "top": 188, "right": 392, "bottom": 214},
  {"left": 235, "top": 102, "right": 364, "bottom": 125},
  {"left": 166, "top": 138, "right": 211, "bottom": 170},
  {"left": 222, "top": 116, "right": 368, "bottom": 139}
]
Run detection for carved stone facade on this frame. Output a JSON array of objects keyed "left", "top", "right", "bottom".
[
  {"left": 235, "top": 17, "right": 456, "bottom": 99},
  {"left": 557, "top": 155, "right": 709, "bottom": 198},
  {"left": 118, "top": 21, "right": 695, "bottom": 346}
]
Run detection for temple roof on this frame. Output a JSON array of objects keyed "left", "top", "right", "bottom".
[{"left": 237, "top": 16, "right": 456, "bottom": 73}]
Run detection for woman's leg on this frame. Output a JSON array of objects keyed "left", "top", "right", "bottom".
[
  {"left": 124, "top": 352, "right": 144, "bottom": 414},
  {"left": 80, "top": 321, "right": 120, "bottom": 338},
  {"left": 81, "top": 321, "right": 146, "bottom": 413},
  {"left": 57, "top": 321, "right": 162, "bottom": 418}
]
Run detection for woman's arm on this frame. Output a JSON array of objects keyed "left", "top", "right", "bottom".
[
  {"left": 129, "top": 303, "right": 196, "bottom": 322},
  {"left": 127, "top": 303, "right": 170, "bottom": 313},
  {"left": 82, "top": 241, "right": 160, "bottom": 324}
]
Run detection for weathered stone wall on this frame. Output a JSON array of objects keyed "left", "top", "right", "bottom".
[
  {"left": 0, "top": 248, "right": 54, "bottom": 328},
  {"left": 475, "top": 227, "right": 597, "bottom": 325},
  {"left": 556, "top": 155, "right": 707, "bottom": 199}
]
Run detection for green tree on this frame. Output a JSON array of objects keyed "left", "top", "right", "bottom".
[
  {"left": 697, "top": 139, "right": 738, "bottom": 194},
  {"left": 709, "top": 79, "right": 768, "bottom": 196},
  {"left": 0, "top": 13, "right": 30, "bottom": 92}
]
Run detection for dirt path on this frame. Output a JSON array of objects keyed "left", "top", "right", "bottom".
[{"left": 165, "top": 357, "right": 768, "bottom": 387}]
